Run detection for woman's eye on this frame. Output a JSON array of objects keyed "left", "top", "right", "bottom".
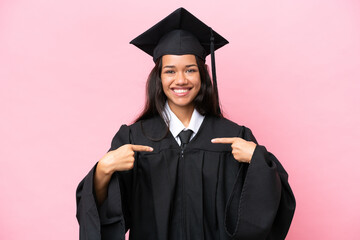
[
  {"left": 186, "top": 69, "right": 197, "bottom": 73},
  {"left": 164, "top": 70, "right": 175, "bottom": 74}
]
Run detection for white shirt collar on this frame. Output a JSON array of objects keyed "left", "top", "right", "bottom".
[{"left": 163, "top": 101, "right": 205, "bottom": 145}]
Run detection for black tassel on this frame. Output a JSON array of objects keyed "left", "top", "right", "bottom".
[{"left": 210, "top": 28, "right": 221, "bottom": 115}]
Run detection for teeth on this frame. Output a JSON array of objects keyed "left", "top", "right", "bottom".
[{"left": 173, "top": 89, "right": 189, "bottom": 93}]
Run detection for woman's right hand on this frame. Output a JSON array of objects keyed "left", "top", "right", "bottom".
[
  {"left": 98, "top": 144, "right": 153, "bottom": 175},
  {"left": 94, "top": 144, "right": 153, "bottom": 205}
]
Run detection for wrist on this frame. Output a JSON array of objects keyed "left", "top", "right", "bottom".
[
  {"left": 247, "top": 143, "right": 257, "bottom": 164},
  {"left": 98, "top": 153, "right": 116, "bottom": 176}
]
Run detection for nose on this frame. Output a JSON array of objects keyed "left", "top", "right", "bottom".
[{"left": 175, "top": 72, "right": 187, "bottom": 85}]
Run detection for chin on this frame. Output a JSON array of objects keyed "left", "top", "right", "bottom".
[{"left": 168, "top": 100, "right": 195, "bottom": 109}]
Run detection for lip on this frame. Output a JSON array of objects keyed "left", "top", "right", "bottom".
[{"left": 171, "top": 87, "right": 192, "bottom": 96}]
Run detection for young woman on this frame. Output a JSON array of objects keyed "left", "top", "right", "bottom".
[{"left": 76, "top": 8, "right": 295, "bottom": 240}]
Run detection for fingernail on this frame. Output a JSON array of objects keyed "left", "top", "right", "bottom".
[{"left": 149, "top": 147, "right": 153, "bottom": 151}]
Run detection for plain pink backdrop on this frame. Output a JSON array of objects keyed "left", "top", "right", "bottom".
[{"left": 1, "top": 0, "right": 360, "bottom": 239}]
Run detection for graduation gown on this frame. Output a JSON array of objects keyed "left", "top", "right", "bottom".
[{"left": 76, "top": 116, "right": 295, "bottom": 240}]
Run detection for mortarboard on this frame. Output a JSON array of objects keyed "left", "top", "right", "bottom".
[{"left": 130, "top": 7, "right": 228, "bottom": 114}]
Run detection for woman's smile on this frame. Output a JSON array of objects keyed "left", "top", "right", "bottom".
[{"left": 172, "top": 87, "right": 192, "bottom": 95}]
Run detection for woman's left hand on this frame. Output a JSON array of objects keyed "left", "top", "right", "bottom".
[{"left": 211, "top": 137, "right": 256, "bottom": 163}]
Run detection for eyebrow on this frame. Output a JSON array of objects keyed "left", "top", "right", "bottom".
[
  {"left": 163, "top": 65, "right": 175, "bottom": 69},
  {"left": 163, "top": 64, "right": 198, "bottom": 69}
]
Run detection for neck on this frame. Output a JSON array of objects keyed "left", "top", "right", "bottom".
[{"left": 168, "top": 103, "right": 194, "bottom": 128}]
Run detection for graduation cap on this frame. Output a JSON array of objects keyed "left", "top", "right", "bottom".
[{"left": 130, "top": 7, "right": 228, "bottom": 114}]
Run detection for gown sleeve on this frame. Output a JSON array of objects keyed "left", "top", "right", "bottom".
[
  {"left": 224, "top": 127, "right": 296, "bottom": 240},
  {"left": 76, "top": 125, "right": 133, "bottom": 240}
]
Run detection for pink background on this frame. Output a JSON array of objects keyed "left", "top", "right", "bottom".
[{"left": 1, "top": 0, "right": 360, "bottom": 239}]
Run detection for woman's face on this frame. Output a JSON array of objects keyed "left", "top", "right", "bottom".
[{"left": 161, "top": 54, "right": 201, "bottom": 112}]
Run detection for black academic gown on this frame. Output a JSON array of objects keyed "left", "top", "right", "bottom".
[{"left": 76, "top": 116, "right": 295, "bottom": 240}]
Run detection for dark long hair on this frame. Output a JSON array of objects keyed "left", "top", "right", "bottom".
[{"left": 134, "top": 55, "right": 222, "bottom": 124}]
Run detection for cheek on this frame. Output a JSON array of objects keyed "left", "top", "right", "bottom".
[
  {"left": 194, "top": 75, "right": 201, "bottom": 92},
  {"left": 160, "top": 76, "right": 167, "bottom": 89},
  {"left": 161, "top": 78, "right": 171, "bottom": 96}
]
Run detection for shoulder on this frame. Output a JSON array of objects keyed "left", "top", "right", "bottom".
[
  {"left": 109, "top": 116, "right": 167, "bottom": 149},
  {"left": 109, "top": 124, "right": 131, "bottom": 151},
  {"left": 206, "top": 116, "right": 244, "bottom": 133},
  {"left": 119, "top": 116, "right": 171, "bottom": 146},
  {"left": 206, "top": 116, "right": 256, "bottom": 141},
  {"left": 128, "top": 115, "right": 166, "bottom": 136},
  {"left": 209, "top": 116, "right": 242, "bottom": 128}
]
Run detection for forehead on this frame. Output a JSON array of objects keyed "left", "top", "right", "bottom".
[{"left": 162, "top": 54, "right": 197, "bottom": 66}]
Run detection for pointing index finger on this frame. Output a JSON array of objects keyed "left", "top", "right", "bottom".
[
  {"left": 211, "top": 137, "right": 237, "bottom": 144},
  {"left": 130, "top": 145, "right": 153, "bottom": 152}
]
